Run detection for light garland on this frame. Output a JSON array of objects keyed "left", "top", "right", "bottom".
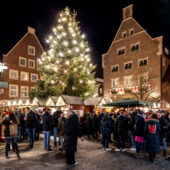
[
  {"left": 51, "top": 80, "right": 54, "bottom": 84},
  {"left": 66, "top": 61, "right": 69, "bottom": 65},
  {"left": 75, "top": 48, "right": 79, "bottom": 52},
  {"left": 80, "top": 80, "right": 83, "bottom": 83},
  {"left": 73, "top": 40, "right": 77, "bottom": 44},
  {"left": 82, "top": 34, "right": 85, "bottom": 38},
  {"left": 59, "top": 52, "right": 63, "bottom": 56},
  {"left": 63, "top": 41, "right": 68, "bottom": 46}
]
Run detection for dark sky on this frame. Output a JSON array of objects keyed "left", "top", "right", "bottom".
[{"left": 0, "top": 0, "right": 170, "bottom": 78}]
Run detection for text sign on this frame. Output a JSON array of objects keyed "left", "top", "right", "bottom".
[{"left": 0, "top": 82, "right": 8, "bottom": 88}]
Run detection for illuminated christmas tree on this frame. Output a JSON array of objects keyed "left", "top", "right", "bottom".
[{"left": 30, "top": 7, "right": 98, "bottom": 100}]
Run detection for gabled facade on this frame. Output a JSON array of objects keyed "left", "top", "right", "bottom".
[
  {"left": 0, "top": 27, "right": 44, "bottom": 100},
  {"left": 102, "top": 4, "right": 170, "bottom": 108}
]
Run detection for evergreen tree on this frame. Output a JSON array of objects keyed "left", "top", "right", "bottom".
[{"left": 30, "top": 7, "right": 98, "bottom": 100}]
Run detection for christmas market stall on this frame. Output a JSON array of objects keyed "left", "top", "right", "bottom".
[{"left": 84, "top": 97, "right": 114, "bottom": 115}]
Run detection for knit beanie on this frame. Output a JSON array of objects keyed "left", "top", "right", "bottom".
[{"left": 138, "top": 109, "right": 144, "bottom": 115}]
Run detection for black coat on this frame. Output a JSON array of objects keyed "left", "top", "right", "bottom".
[
  {"left": 159, "top": 116, "right": 168, "bottom": 138},
  {"left": 17, "top": 111, "right": 24, "bottom": 126},
  {"left": 129, "top": 111, "right": 137, "bottom": 131},
  {"left": 115, "top": 115, "right": 128, "bottom": 133},
  {"left": 35, "top": 113, "right": 41, "bottom": 128},
  {"left": 86, "top": 117, "right": 92, "bottom": 129},
  {"left": 145, "top": 119, "right": 161, "bottom": 153},
  {"left": 101, "top": 117, "right": 111, "bottom": 134},
  {"left": 52, "top": 110, "right": 62, "bottom": 127},
  {"left": 63, "top": 114, "right": 82, "bottom": 152},
  {"left": 92, "top": 114, "right": 99, "bottom": 128},
  {"left": 98, "top": 113, "right": 104, "bottom": 127},
  {"left": 42, "top": 111, "right": 53, "bottom": 131},
  {"left": 25, "top": 110, "right": 36, "bottom": 129},
  {"left": 134, "top": 115, "right": 145, "bottom": 137}
]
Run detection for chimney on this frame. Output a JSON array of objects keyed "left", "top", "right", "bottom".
[
  {"left": 27, "top": 27, "right": 35, "bottom": 34},
  {"left": 122, "top": 4, "right": 134, "bottom": 20}
]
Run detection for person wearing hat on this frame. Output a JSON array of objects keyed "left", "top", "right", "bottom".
[
  {"left": 86, "top": 112, "right": 92, "bottom": 138},
  {"left": 128, "top": 108, "right": 137, "bottom": 151},
  {"left": 134, "top": 109, "right": 145, "bottom": 158}
]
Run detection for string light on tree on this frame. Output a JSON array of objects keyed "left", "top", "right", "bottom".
[{"left": 73, "top": 40, "right": 77, "bottom": 44}]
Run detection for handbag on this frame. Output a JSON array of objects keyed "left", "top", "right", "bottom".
[{"left": 9, "top": 124, "right": 18, "bottom": 136}]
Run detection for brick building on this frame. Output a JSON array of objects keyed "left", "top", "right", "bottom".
[
  {"left": 102, "top": 4, "right": 170, "bottom": 108},
  {"left": 0, "top": 27, "right": 44, "bottom": 101}
]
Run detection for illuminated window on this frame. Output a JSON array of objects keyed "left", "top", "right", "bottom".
[
  {"left": 21, "top": 72, "right": 29, "bottom": 81},
  {"left": 9, "top": 85, "right": 18, "bottom": 97},
  {"left": 21, "top": 86, "right": 28, "bottom": 97},
  {"left": 9, "top": 69, "right": 18, "bottom": 79}
]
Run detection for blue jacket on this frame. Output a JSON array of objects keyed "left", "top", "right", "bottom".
[
  {"left": 42, "top": 111, "right": 53, "bottom": 131},
  {"left": 101, "top": 117, "right": 111, "bottom": 134},
  {"left": 145, "top": 119, "right": 161, "bottom": 153}
]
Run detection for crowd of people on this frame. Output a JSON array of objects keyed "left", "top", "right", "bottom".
[
  {"left": 85, "top": 108, "right": 170, "bottom": 163},
  {"left": 1, "top": 105, "right": 170, "bottom": 165},
  {"left": 0, "top": 106, "right": 83, "bottom": 167}
]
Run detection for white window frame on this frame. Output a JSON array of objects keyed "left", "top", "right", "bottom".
[
  {"left": 122, "top": 31, "right": 127, "bottom": 38},
  {"left": 99, "top": 88, "right": 103, "bottom": 94},
  {"left": 138, "top": 57, "right": 149, "bottom": 67},
  {"left": 130, "top": 42, "right": 140, "bottom": 52},
  {"left": 28, "top": 59, "right": 35, "bottom": 69},
  {"left": 9, "top": 84, "right": 18, "bottom": 97},
  {"left": 31, "top": 87, "right": 37, "bottom": 91},
  {"left": 129, "top": 28, "right": 134, "bottom": 36},
  {"left": 19, "top": 57, "right": 27, "bottom": 67},
  {"left": 124, "top": 61, "right": 133, "bottom": 70},
  {"left": 28, "top": 46, "right": 35, "bottom": 56},
  {"left": 20, "top": 71, "right": 29, "bottom": 81},
  {"left": 162, "top": 57, "right": 165, "bottom": 66},
  {"left": 31, "top": 73, "right": 38, "bottom": 82},
  {"left": 124, "top": 75, "right": 133, "bottom": 87},
  {"left": 111, "top": 64, "right": 119, "bottom": 73},
  {"left": 9, "top": 69, "right": 18, "bottom": 80},
  {"left": 117, "top": 47, "right": 126, "bottom": 56},
  {"left": 111, "top": 78, "right": 119, "bottom": 88},
  {"left": 21, "top": 86, "right": 29, "bottom": 97}
]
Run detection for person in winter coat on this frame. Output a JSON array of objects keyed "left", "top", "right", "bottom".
[
  {"left": 167, "top": 113, "right": 170, "bottom": 142},
  {"left": 134, "top": 109, "right": 145, "bottom": 158},
  {"left": 58, "top": 112, "right": 66, "bottom": 151},
  {"left": 158, "top": 111, "right": 168, "bottom": 157},
  {"left": 115, "top": 111, "right": 128, "bottom": 151},
  {"left": 101, "top": 114, "right": 112, "bottom": 150},
  {"left": 0, "top": 107, "right": 20, "bottom": 159},
  {"left": 16, "top": 108, "right": 24, "bottom": 142},
  {"left": 91, "top": 113, "right": 99, "bottom": 140},
  {"left": 98, "top": 109, "right": 106, "bottom": 145},
  {"left": 52, "top": 106, "right": 62, "bottom": 146},
  {"left": 128, "top": 108, "right": 137, "bottom": 151},
  {"left": 86, "top": 112, "right": 92, "bottom": 138},
  {"left": 42, "top": 108, "right": 53, "bottom": 151},
  {"left": 34, "top": 110, "right": 41, "bottom": 141},
  {"left": 24, "top": 107, "right": 36, "bottom": 149},
  {"left": 63, "top": 110, "right": 84, "bottom": 167},
  {"left": 145, "top": 113, "right": 161, "bottom": 163}
]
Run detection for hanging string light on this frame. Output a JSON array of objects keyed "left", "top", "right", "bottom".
[
  {"left": 51, "top": 80, "right": 54, "bottom": 84},
  {"left": 75, "top": 48, "right": 79, "bottom": 52},
  {"left": 82, "top": 34, "right": 85, "bottom": 38},
  {"left": 73, "top": 40, "right": 77, "bottom": 44},
  {"left": 66, "top": 61, "right": 69, "bottom": 65}
]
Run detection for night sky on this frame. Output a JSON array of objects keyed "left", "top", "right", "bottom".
[{"left": 0, "top": 0, "right": 170, "bottom": 78}]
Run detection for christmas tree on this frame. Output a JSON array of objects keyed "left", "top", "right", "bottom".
[{"left": 30, "top": 7, "right": 98, "bottom": 100}]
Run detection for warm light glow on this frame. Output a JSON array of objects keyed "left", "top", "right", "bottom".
[
  {"left": 68, "top": 50, "right": 71, "bottom": 53},
  {"left": 82, "top": 34, "right": 85, "bottom": 38},
  {"left": 144, "top": 107, "right": 148, "bottom": 112},
  {"left": 72, "top": 86, "right": 75, "bottom": 90},
  {"left": 73, "top": 40, "right": 77, "bottom": 44},
  {"left": 47, "top": 65, "right": 50, "bottom": 68},
  {"left": 66, "top": 61, "right": 69, "bottom": 65},
  {"left": 56, "top": 60, "right": 59, "bottom": 63},
  {"left": 46, "top": 40, "right": 49, "bottom": 43},
  {"left": 81, "top": 58, "right": 84, "bottom": 61},
  {"left": 80, "top": 80, "right": 83, "bottom": 83},
  {"left": 60, "top": 14, "right": 62, "bottom": 16},
  {"left": 59, "top": 52, "right": 63, "bottom": 56},
  {"left": 80, "top": 54, "right": 84, "bottom": 57},
  {"left": 89, "top": 63, "right": 92, "bottom": 67},
  {"left": 58, "top": 19, "right": 61, "bottom": 22},
  {"left": 51, "top": 80, "right": 54, "bottom": 84},
  {"left": 85, "top": 55, "right": 88, "bottom": 58},
  {"left": 86, "top": 48, "right": 90, "bottom": 52},
  {"left": 63, "top": 41, "right": 68, "bottom": 46},
  {"left": 54, "top": 67, "right": 57, "bottom": 71},
  {"left": 49, "top": 36, "right": 52, "bottom": 39},
  {"left": 75, "top": 48, "right": 79, "bottom": 52},
  {"left": 68, "top": 23, "right": 72, "bottom": 26},
  {"left": 53, "top": 40, "right": 57, "bottom": 44},
  {"left": 53, "top": 28, "right": 56, "bottom": 32},
  {"left": 64, "top": 70, "right": 67, "bottom": 73},
  {"left": 57, "top": 35, "right": 61, "bottom": 39},
  {"left": 42, "top": 58, "right": 45, "bottom": 61},
  {"left": 74, "top": 68, "right": 76, "bottom": 71},
  {"left": 62, "top": 17, "right": 66, "bottom": 21},
  {"left": 62, "top": 32, "right": 66, "bottom": 36},
  {"left": 87, "top": 58, "right": 90, "bottom": 62},
  {"left": 72, "top": 33, "right": 76, "bottom": 37}
]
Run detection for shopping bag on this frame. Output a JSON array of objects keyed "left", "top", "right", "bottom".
[{"left": 9, "top": 124, "right": 18, "bottom": 136}]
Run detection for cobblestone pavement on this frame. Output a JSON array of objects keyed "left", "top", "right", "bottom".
[{"left": 0, "top": 137, "right": 170, "bottom": 170}]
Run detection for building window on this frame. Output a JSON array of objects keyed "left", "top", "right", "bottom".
[
  {"left": 112, "top": 78, "right": 119, "bottom": 88},
  {"left": 28, "top": 46, "right": 35, "bottom": 55},
  {"left": 122, "top": 31, "right": 127, "bottom": 38},
  {"left": 31, "top": 87, "right": 37, "bottom": 91},
  {"left": 19, "top": 57, "right": 26, "bottom": 67},
  {"left": 129, "top": 29, "right": 134, "bottom": 35},
  {"left": 99, "top": 88, "right": 103, "bottom": 94},
  {"left": 21, "top": 72, "right": 29, "bottom": 81},
  {"left": 29, "top": 59, "right": 35, "bottom": 69},
  {"left": 31, "top": 74, "right": 38, "bottom": 82},
  {"left": 162, "top": 57, "right": 165, "bottom": 66},
  {"left": 112, "top": 65, "right": 118, "bottom": 73},
  {"left": 9, "top": 85, "right": 18, "bottom": 97},
  {"left": 21, "top": 86, "right": 28, "bottom": 97},
  {"left": 124, "top": 62, "right": 132, "bottom": 70},
  {"left": 139, "top": 74, "right": 148, "bottom": 85},
  {"left": 139, "top": 58, "right": 148, "bottom": 67},
  {"left": 131, "top": 43, "right": 139, "bottom": 52},
  {"left": 124, "top": 76, "right": 133, "bottom": 87},
  {"left": 9, "top": 69, "right": 18, "bottom": 79},
  {"left": 118, "top": 48, "right": 125, "bottom": 56}
]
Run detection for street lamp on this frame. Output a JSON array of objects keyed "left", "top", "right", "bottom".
[{"left": 0, "top": 63, "right": 8, "bottom": 78}]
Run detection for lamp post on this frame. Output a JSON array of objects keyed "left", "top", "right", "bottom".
[{"left": 0, "top": 63, "right": 8, "bottom": 78}]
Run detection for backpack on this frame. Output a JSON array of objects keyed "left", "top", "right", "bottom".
[{"left": 148, "top": 124, "right": 156, "bottom": 134}]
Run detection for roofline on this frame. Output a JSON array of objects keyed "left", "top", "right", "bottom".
[{"left": 4, "top": 32, "right": 44, "bottom": 57}]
